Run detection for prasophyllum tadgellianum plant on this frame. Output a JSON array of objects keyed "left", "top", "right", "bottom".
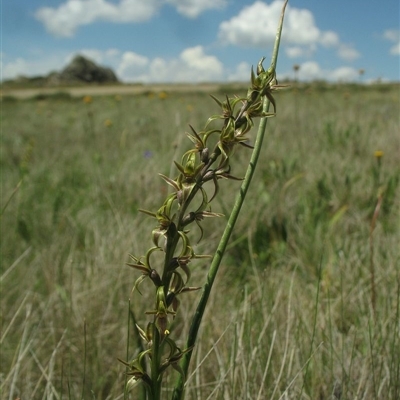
[{"left": 120, "top": 2, "right": 288, "bottom": 399}]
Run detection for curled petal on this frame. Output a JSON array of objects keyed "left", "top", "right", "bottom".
[
  {"left": 159, "top": 173, "right": 180, "bottom": 192},
  {"left": 145, "top": 247, "right": 163, "bottom": 270},
  {"left": 135, "top": 323, "right": 149, "bottom": 343},
  {"left": 257, "top": 56, "right": 266, "bottom": 75},
  {"left": 126, "top": 376, "right": 140, "bottom": 392},
  {"left": 132, "top": 274, "right": 149, "bottom": 295}
]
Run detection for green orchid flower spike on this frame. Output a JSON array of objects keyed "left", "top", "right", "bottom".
[{"left": 121, "top": 1, "right": 289, "bottom": 399}]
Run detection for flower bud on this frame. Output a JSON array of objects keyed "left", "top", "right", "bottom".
[
  {"left": 150, "top": 269, "right": 162, "bottom": 286},
  {"left": 257, "top": 57, "right": 266, "bottom": 75},
  {"left": 203, "top": 170, "right": 215, "bottom": 182},
  {"left": 201, "top": 147, "right": 209, "bottom": 163}
]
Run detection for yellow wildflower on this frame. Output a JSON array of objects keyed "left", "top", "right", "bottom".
[
  {"left": 374, "top": 150, "right": 384, "bottom": 158},
  {"left": 83, "top": 95, "right": 93, "bottom": 104}
]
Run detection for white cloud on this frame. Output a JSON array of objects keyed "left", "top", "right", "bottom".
[
  {"left": 297, "top": 61, "right": 321, "bottom": 80},
  {"left": 218, "top": 1, "right": 326, "bottom": 48},
  {"left": 319, "top": 31, "right": 340, "bottom": 47},
  {"left": 165, "top": 0, "right": 227, "bottom": 18},
  {"left": 35, "top": 0, "right": 227, "bottom": 37},
  {"left": 286, "top": 47, "right": 303, "bottom": 58},
  {"left": 283, "top": 5, "right": 321, "bottom": 46},
  {"left": 2, "top": 57, "right": 32, "bottom": 80},
  {"left": 105, "top": 48, "right": 121, "bottom": 58},
  {"left": 337, "top": 44, "right": 360, "bottom": 61},
  {"left": 389, "top": 42, "right": 400, "bottom": 56},
  {"left": 1, "top": 54, "right": 67, "bottom": 80},
  {"left": 227, "top": 61, "right": 251, "bottom": 81},
  {"left": 63, "top": 48, "right": 122, "bottom": 72},
  {"left": 218, "top": 1, "right": 286, "bottom": 47},
  {"left": 118, "top": 46, "right": 224, "bottom": 82},
  {"left": 2, "top": 47, "right": 224, "bottom": 83},
  {"left": 384, "top": 29, "right": 399, "bottom": 42},
  {"left": 1, "top": 49, "right": 123, "bottom": 81},
  {"left": 285, "top": 45, "right": 316, "bottom": 58},
  {"left": 330, "top": 66, "right": 360, "bottom": 81},
  {"left": 121, "top": 52, "right": 149, "bottom": 69},
  {"left": 1, "top": 46, "right": 366, "bottom": 84},
  {"left": 219, "top": 0, "right": 359, "bottom": 64},
  {"left": 117, "top": 51, "right": 150, "bottom": 80},
  {"left": 383, "top": 29, "right": 400, "bottom": 55},
  {"left": 289, "top": 61, "right": 360, "bottom": 82},
  {"left": 35, "top": 0, "right": 160, "bottom": 37},
  {"left": 180, "top": 46, "right": 223, "bottom": 77}
]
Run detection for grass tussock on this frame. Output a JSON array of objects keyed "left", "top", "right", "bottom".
[{"left": 1, "top": 83, "right": 399, "bottom": 399}]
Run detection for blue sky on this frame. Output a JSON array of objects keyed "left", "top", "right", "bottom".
[{"left": 2, "top": 0, "right": 399, "bottom": 83}]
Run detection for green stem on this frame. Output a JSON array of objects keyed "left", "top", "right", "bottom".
[
  {"left": 269, "top": 0, "right": 288, "bottom": 74},
  {"left": 172, "top": 2, "right": 288, "bottom": 399},
  {"left": 151, "top": 326, "right": 162, "bottom": 400},
  {"left": 171, "top": 95, "right": 272, "bottom": 400}
]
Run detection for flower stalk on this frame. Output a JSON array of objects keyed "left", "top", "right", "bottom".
[{"left": 123, "top": 1, "right": 288, "bottom": 398}]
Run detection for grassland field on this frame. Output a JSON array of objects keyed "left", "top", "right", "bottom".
[{"left": 1, "top": 82, "right": 399, "bottom": 399}]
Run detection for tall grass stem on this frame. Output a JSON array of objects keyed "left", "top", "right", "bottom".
[{"left": 172, "top": 2, "right": 288, "bottom": 398}]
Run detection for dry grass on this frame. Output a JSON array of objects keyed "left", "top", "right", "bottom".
[{"left": 1, "top": 83, "right": 399, "bottom": 399}]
